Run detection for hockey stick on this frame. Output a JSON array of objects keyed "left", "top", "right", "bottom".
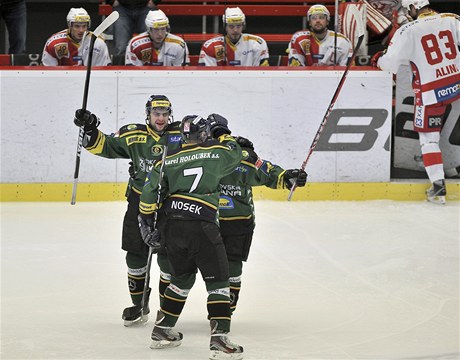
[
  {"left": 70, "top": 11, "right": 119, "bottom": 205},
  {"left": 123, "top": 145, "right": 168, "bottom": 322},
  {"left": 334, "top": 0, "right": 339, "bottom": 65},
  {"left": 287, "top": 5, "right": 364, "bottom": 201}
]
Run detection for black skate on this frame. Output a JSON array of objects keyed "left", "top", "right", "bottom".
[
  {"left": 150, "top": 311, "right": 183, "bottom": 349},
  {"left": 426, "top": 179, "right": 446, "bottom": 205},
  {"left": 122, "top": 289, "right": 150, "bottom": 327},
  {"left": 209, "top": 320, "right": 243, "bottom": 360}
]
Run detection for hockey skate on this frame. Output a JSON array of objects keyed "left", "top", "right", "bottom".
[
  {"left": 122, "top": 288, "right": 151, "bottom": 327},
  {"left": 122, "top": 305, "right": 149, "bottom": 327},
  {"left": 426, "top": 179, "right": 446, "bottom": 205},
  {"left": 150, "top": 311, "right": 183, "bottom": 349},
  {"left": 209, "top": 320, "right": 243, "bottom": 360}
]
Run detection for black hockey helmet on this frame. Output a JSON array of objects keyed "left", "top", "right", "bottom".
[
  {"left": 180, "top": 115, "right": 210, "bottom": 144},
  {"left": 145, "top": 95, "right": 173, "bottom": 128}
]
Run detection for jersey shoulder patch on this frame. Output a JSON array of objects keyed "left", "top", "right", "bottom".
[
  {"left": 119, "top": 123, "right": 148, "bottom": 136},
  {"left": 203, "top": 36, "right": 224, "bottom": 48},
  {"left": 165, "top": 34, "right": 186, "bottom": 47},
  {"left": 291, "top": 31, "right": 310, "bottom": 43}
]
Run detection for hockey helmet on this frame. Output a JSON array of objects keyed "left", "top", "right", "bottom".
[
  {"left": 401, "top": 0, "right": 430, "bottom": 10},
  {"left": 145, "top": 10, "right": 170, "bottom": 30},
  {"left": 180, "top": 115, "right": 210, "bottom": 144},
  {"left": 67, "top": 8, "right": 91, "bottom": 28},
  {"left": 307, "top": 4, "right": 330, "bottom": 21},
  {"left": 145, "top": 95, "right": 173, "bottom": 126},
  {"left": 223, "top": 7, "right": 246, "bottom": 26}
]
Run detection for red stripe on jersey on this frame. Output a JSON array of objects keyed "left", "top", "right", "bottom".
[
  {"left": 422, "top": 152, "right": 443, "bottom": 166},
  {"left": 309, "top": 35, "right": 320, "bottom": 65},
  {"left": 420, "top": 72, "right": 460, "bottom": 92}
]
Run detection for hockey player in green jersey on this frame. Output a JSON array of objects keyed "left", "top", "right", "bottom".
[
  {"left": 138, "top": 115, "right": 244, "bottom": 359},
  {"left": 208, "top": 114, "right": 308, "bottom": 314},
  {"left": 73, "top": 95, "right": 182, "bottom": 326}
]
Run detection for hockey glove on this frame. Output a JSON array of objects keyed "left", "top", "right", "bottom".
[
  {"left": 208, "top": 113, "right": 231, "bottom": 139},
  {"left": 235, "top": 136, "right": 254, "bottom": 150},
  {"left": 138, "top": 214, "right": 161, "bottom": 253},
  {"left": 283, "top": 169, "right": 308, "bottom": 190},
  {"left": 371, "top": 50, "right": 385, "bottom": 68},
  {"left": 74, "top": 109, "right": 100, "bottom": 133},
  {"left": 128, "top": 161, "right": 137, "bottom": 179}
]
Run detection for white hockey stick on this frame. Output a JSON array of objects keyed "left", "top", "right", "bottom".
[
  {"left": 71, "top": 11, "right": 119, "bottom": 205},
  {"left": 287, "top": 5, "right": 365, "bottom": 201}
]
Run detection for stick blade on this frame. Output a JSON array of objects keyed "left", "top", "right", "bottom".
[{"left": 93, "top": 11, "right": 119, "bottom": 37}]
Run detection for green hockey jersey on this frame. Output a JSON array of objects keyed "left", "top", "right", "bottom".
[
  {"left": 139, "top": 134, "right": 242, "bottom": 223},
  {"left": 218, "top": 148, "right": 287, "bottom": 221},
  {"left": 84, "top": 122, "right": 182, "bottom": 195}
]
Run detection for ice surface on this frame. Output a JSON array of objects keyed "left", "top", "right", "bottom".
[{"left": 1, "top": 201, "right": 459, "bottom": 360}]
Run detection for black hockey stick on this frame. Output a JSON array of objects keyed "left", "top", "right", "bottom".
[
  {"left": 287, "top": 6, "right": 364, "bottom": 201},
  {"left": 70, "top": 11, "right": 119, "bottom": 205},
  {"left": 123, "top": 145, "right": 168, "bottom": 322}
]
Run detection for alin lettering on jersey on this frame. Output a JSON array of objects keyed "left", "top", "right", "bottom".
[
  {"left": 435, "top": 63, "right": 459, "bottom": 79},
  {"left": 170, "top": 200, "right": 202, "bottom": 215}
]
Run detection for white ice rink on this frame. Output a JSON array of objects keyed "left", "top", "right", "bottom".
[{"left": 1, "top": 200, "right": 459, "bottom": 360}]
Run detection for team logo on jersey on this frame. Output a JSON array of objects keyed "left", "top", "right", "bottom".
[
  {"left": 55, "top": 43, "right": 69, "bottom": 59},
  {"left": 299, "top": 39, "right": 310, "bottom": 54},
  {"left": 219, "top": 196, "right": 235, "bottom": 209},
  {"left": 151, "top": 144, "right": 164, "bottom": 155},
  {"left": 215, "top": 45, "right": 225, "bottom": 62},
  {"left": 127, "top": 124, "right": 137, "bottom": 130},
  {"left": 141, "top": 48, "right": 152, "bottom": 63},
  {"left": 168, "top": 135, "right": 182, "bottom": 143},
  {"left": 242, "top": 150, "right": 249, "bottom": 160}
]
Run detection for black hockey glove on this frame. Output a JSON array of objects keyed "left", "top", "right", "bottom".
[
  {"left": 138, "top": 214, "right": 161, "bottom": 253},
  {"left": 234, "top": 136, "right": 254, "bottom": 150},
  {"left": 128, "top": 161, "right": 137, "bottom": 179},
  {"left": 74, "top": 109, "right": 100, "bottom": 133},
  {"left": 283, "top": 169, "right": 308, "bottom": 190},
  {"left": 208, "top": 113, "right": 231, "bottom": 139}
]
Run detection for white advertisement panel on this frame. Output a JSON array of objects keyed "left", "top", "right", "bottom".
[{"left": 0, "top": 69, "right": 392, "bottom": 183}]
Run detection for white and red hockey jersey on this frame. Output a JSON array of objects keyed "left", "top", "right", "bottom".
[
  {"left": 41, "top": 30, "right": 111, "bottom": 66},
  {"left": 288, "top": 30, "right": 352, "bottom": 66},
  {"left": 198, "top": 34, "right": 269, "bottom": 66},
  {"left": 125, "top": 32, "right": 189, "bottom": 66},
  {"left": 378, "top": 12, "right": 460, "bottom": 106}
]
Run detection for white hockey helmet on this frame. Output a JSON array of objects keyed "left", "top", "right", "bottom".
[
  {"left": 307, "top": 4, "right": 330, "bottom": 21},
  {"left": 145, "top": 9, "right": 170, "bottom": 30},
  {"left": 223, "top": 7, "right": 246, "bottom": 26},
  {"left": 401, "top": 0, "right": 430, "bottom": 10},
  {"left": 67, "top": 8, "right": 91, "bottom": 28}
]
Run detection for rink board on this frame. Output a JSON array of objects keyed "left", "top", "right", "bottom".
[{"left": 1, "top": 68, "right": 391, "bottom": 185}]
